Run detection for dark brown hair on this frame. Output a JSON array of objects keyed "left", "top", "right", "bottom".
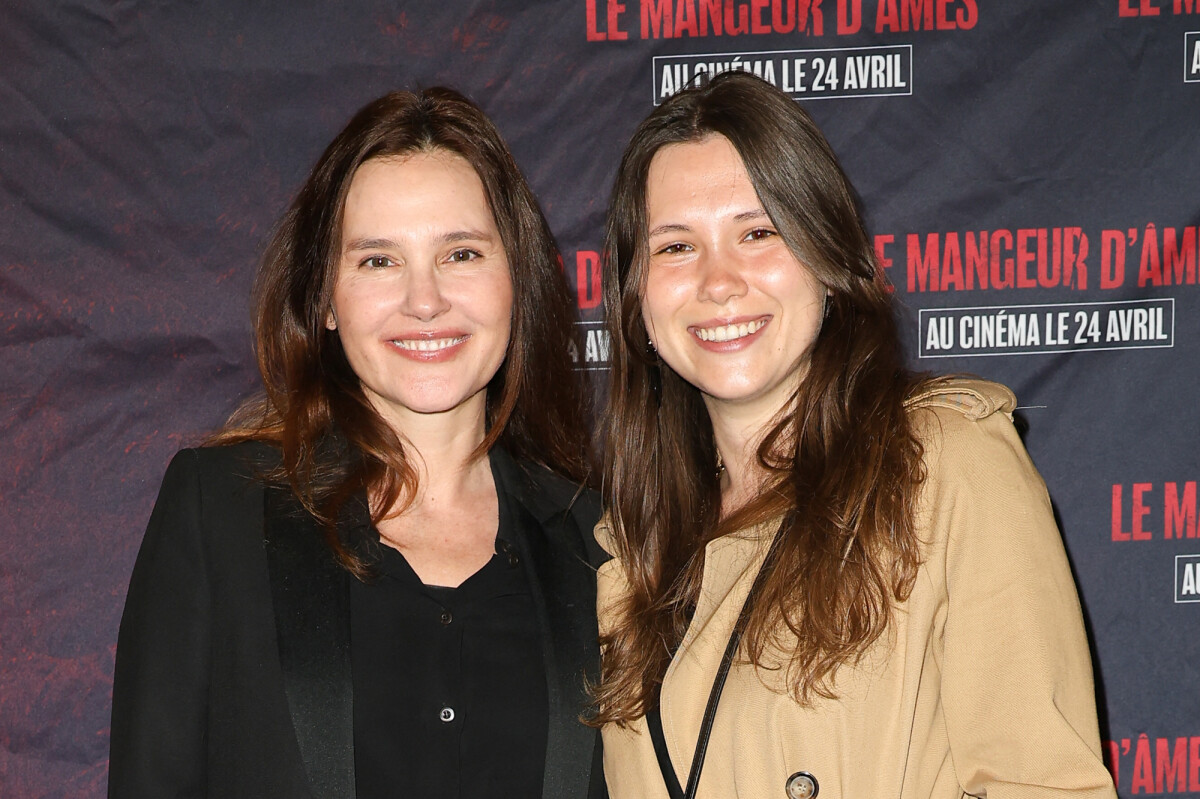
[
  {"left": 593, "top": 72, "right": 931, "bottom": 724},
  {"left": 212, "top": 88, "right": 589, "bottom": 577}
]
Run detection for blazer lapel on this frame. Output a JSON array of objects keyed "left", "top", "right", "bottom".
[
  {"left": 490, "top": 449, "right": 603, "bottom": 799},
  {"left": 263, "top": 488, "right": 356, "bottom": 799}
]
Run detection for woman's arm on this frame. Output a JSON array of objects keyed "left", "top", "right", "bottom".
[
  {"left": 930, "top": 405, "right": 1116, "bottom": 799},
  {"left": 109, "top": 449, "right": 211, "bottom": 798}
]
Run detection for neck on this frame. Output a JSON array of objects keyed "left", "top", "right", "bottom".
[
  {"left": 705, "top": 396, "right": 786, "bottom": 518},
  {"left": 376, "top": 397, "right": 494, "bottom": 512}
]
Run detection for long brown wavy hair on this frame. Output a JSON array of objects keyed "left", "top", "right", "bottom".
[
  {"left": 593, "top": 72, "right": 932, "bottom": 725},
  {"left": 211, "top": 88, "right": 590, "bottom": 578}
]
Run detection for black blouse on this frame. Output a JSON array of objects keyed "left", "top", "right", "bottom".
[{"left": 350, "top": 478, "right": 548, "bottom": 798}]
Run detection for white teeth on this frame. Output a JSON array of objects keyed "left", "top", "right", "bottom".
[
  {"left": 695, "top": 319, "right": 766, "bottom": 342},
  {"left": 393, "top": 336, "right": 465, "bottom": 352}
]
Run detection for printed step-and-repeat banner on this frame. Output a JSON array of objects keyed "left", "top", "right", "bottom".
[{"left": 1, "top": 2, "right": 1197, "bottom": 795}]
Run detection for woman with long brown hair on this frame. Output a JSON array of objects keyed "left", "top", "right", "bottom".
[
  {"left": 593, "top": 72, "right": 1115, "bottom": 799},
  {"left": 109, "top": 88, "right": 605, "bottom": 799}
]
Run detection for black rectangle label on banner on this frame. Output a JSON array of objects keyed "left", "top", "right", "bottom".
[
  {"left": 1175, "top": 555, "right": 1200, "bottom": 603},
  {"left": 652, "top": 45, "right": 912, "bottom": 105},
  {"left": 917, "top": 298, "right": 1175, "bottom": 358},
  {"left": 571, "top": 321, "right": 611, "bottom": 371},
  {"left": 1186, "top": 32, "right": 1200, "bottom": 82}
]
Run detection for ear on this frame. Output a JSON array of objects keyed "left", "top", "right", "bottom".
[{"left": 325, "top": 307, "right": 338, "bottom": 331}]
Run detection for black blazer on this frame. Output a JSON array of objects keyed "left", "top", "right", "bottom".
[{"left": 109, "top": 441, "right": 607, "bottom": 799}]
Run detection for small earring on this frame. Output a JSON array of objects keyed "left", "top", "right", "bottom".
[{"left": 647, "top": 337, "right": 661, "bottom": 362}]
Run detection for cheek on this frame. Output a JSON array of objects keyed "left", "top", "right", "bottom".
[
  {"left": 482, "top": 275, "right": 515, "bottom": 327},
  {"left": 454, "top": 272, "right": 515, "bottom": 344},
  {"left": 640, "top": 272, "right": 678, "bottom": 334},
  {"left": 767, "top": 264, "right": 824, "bottom": 315},
  {"left": 640, "top": 302, "right": 656, "bottom": 335},
  {"left": 331, "top": 281, "right": 387, "bottom": 335}
]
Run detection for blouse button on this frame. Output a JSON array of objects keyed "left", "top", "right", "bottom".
[
  {"left": 439, "top": 609, "right": 453, "bottom": 625},
  {"left": 439, "top": 707, "right": 455, "bottom": 723},
  {"left": 785, "top": 771, "right": 818, "bottom": 799}
]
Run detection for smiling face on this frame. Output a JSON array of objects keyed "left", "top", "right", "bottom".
[
  {"left": 642, "top": 134, "right": 826, "bottom": 426},
  {"left": 328, "top": 150, "right": 513, "bottom": 431}
]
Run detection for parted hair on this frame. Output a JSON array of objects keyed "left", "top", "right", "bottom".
[
  {"left": 211, "top": 88, "right": 590, "bottom": 577},
  {"left": 593, "top": 72, "right": 931, "bottom": 725}
]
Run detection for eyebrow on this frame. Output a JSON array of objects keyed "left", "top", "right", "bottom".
[
  {"left": 647, "top": 223, "right": 690, "bottom": 238},
  {"left": 342, "top": 229, "right": 497, "bottom": 253},
  {"left": 647, "top": 209, "right": 769, "bottom": 239}
]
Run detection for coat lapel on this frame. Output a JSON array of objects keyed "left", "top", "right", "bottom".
[
  {"left": 263, "top": 488, "right": 356, "bottom": 799},
  {"left": 490, "top": 449, "right": 604, "bottom": 799},
  {"left": 260, "top": 451, "right": 600, "bottom": 799}
]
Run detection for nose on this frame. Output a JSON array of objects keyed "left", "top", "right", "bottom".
[
  {"left": 695, "top": 250, "right": 748, "bottom": 305},
  {"left": 401, "top": 265, "right": 451, "bottom": 321}
]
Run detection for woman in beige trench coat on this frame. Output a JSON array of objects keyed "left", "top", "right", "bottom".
[{"left": 591, "top": 72, "right": 1117, "bottom": 799}]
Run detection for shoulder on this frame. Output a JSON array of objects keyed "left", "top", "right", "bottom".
[
  {"left": 905, "top": 377, "right": 1021, "bottom": 461},
  {"left": 137, "top": 442, "right": 285, "bottom": 575},
  {"left": 168, "top": 439, "right": 280, "bottom": 478},
  {"left": 156, "top": 440, "right": 281, "bottom": 506},
  {"left": 905, "top": 378, "right": 1047, "bottom": 512},
  {"left": 905, "top": 376, "right": 1015, "bottom": 421}
]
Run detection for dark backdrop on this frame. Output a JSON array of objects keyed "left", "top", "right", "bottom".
[{"left": 2, "top": 1, "right": 1198, "bottom": 796}]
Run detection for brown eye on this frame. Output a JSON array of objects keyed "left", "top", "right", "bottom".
[
  {"left": 362, "top": 255, "right": 393, "bottom": 269},
  {"left": 447, "top": 248, "right": 482, "bottom": 263},
  {"left": 745, "top": 228, "right": 776, "bottom": 241}
]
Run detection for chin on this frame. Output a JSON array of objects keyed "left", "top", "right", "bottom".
[
  {"left": 400, "top": 396, "right": 478, "bottom": 416},
  {"left": 365, "top": 380, "right": 488, "bottom": 420},
  {"left": 698, "top": 383, "right": 764, "bottom": 403}
]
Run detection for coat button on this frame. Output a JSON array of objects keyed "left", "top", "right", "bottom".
[
  {"left": 785, "top": 771, "right": 818, "bottom": 799},
  {"left": 440, "top": 609, "right": 453, "bottom": 625},
  {"left": 439, "top": 707, "right": 455, "bottom": 722}
]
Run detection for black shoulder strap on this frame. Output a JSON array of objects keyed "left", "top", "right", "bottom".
[
  {"left": 647, "top": 522, "right": 785, "bottom": 799},
  {"left": 647, "top": 706, "right": 686, "bottom": 799}
]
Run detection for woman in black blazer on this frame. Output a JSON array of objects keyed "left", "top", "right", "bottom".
[{"left": 109, "top": 88, "right": 606, "bottom": 799}]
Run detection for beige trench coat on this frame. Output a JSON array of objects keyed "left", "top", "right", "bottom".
[{"left": 597, "top": 379, "right": 1117, "bottom": 799}]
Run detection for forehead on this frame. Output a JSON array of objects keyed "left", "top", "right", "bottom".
[
  {"left": 349, "top": 149, "right": 483, "bottom": 198},
  {"left": 645, "top": 135, "right": 761, "bottom": 220},
  {"left": 340, "top": 150, "right": 499, "bottom": 234}
]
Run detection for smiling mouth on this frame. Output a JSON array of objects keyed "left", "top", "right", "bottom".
[
  {"left": 391, "top": 336, "right": 468, "bottom": 352},
  {"left": 692, "top": 319, "right": 768, "bottom": 343}
]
